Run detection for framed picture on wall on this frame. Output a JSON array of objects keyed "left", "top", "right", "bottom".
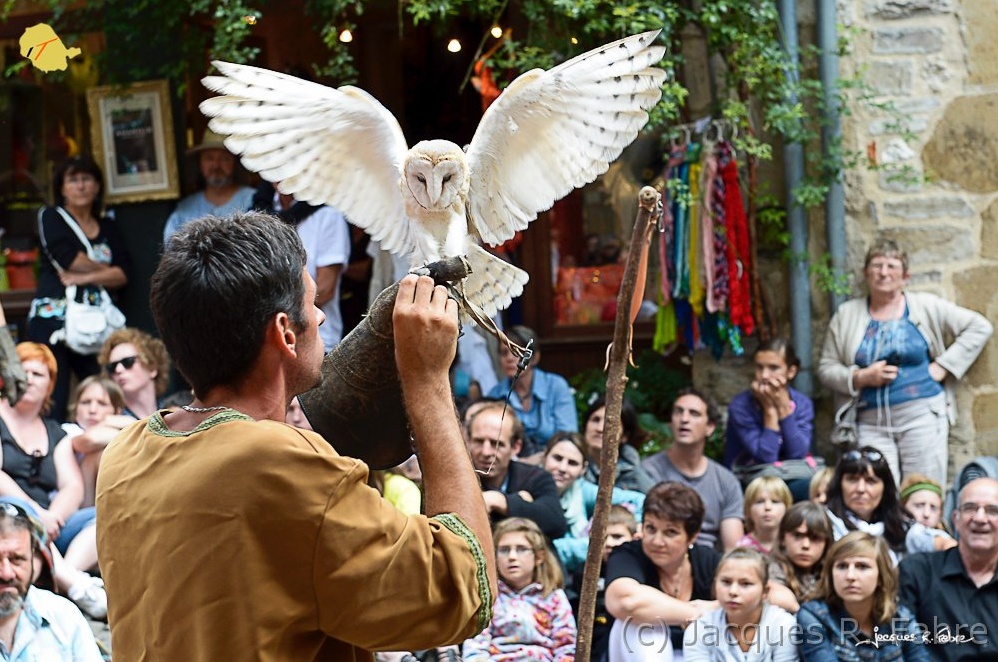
[{"left": 86, "top": 79, "right": 180, "bottom": 205}]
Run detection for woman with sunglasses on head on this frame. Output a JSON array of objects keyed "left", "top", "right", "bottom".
[
  {"left": 798, "top": 531, "right": 930, "bottom": 661},
  {"left": 97, "top": 328, "right": 171, "bottom": 420},
  {"left": 30, "top": 157, "right": 132, "bottom": 422},
  {"left": 824, "top": 447, "right": 944, "bottom": 564},
  {"left": 582, "top": 396, "right": 657, "bottom": 493},
  {"left": 0, "top": 343, "right": 107, "bottom": 618},
  {"left": 818, "top": 238, "right": 992, "bottom": 487}
]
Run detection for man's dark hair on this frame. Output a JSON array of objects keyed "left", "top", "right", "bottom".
[
  {"left": 151, "top": 212, "right": 307, "bottom": 398},
  {"left": 671, "top": 386, "right": 721, "bottom": 426}
]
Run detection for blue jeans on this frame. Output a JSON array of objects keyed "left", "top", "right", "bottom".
[{"left": 55, "top": 507, "right": 96, "bottom": 555}]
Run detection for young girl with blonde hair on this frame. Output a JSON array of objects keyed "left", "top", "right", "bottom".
[
  {"left": 737, "top": 476, "right": 792, "bottom": 553},
  {"left": 463, "top": 517, "right": 576, "bottom": 661}
]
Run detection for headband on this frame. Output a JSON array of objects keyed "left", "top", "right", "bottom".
[{"left": 901, "top": 482, "right": 943, "bottom": 500}]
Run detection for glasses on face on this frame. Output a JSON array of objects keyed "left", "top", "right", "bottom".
[
  {"left": 958, "top": 503, "right": 998, "bottom": 519},
  {"left": 65, "top": 174, "right": 97, "bottom": 186},
  {"left": 497, "top": 545, "right": 534, "bottom": 557},
  {"left": 27, "top": 451, "right": 44, "bottom": 487},
  {"left": 105, "top": 356, "right": 139, "bottom": 375},
  {"left": 843, "top": 450, "right": 884, "bottom": 464},
  {"left": 867, "top": 261, "right": 904, "bottom": 273}
]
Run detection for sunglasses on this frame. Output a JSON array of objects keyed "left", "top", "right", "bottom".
[
  {"left": 842, "top": 450, "right": 884, "bottom": 464},
  {"left": 105, "top": 356, "right": 139, "bottom": 375},
  {"left": 27, "top": 451, "right": 45, "bottom": 487},
  {"left": 0, "top": 502, "right": 45, "bottom": 544}
]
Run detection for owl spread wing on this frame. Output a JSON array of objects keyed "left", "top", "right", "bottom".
[
  {"left": 200, "top": 61, "right": 414, "bottom": 257},
  {"left": 465, "top": 30, "right": 666, "bottom": 247}
]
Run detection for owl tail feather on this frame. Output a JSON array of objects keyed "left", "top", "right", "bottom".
[{"left": 462, "top": 243, "right": 529, "bottom": 321}]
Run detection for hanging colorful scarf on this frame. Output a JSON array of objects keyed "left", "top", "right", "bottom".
[
  {"left": 687, "top": 161, "right": 704, "bottom": 316},
  {"left": 718, "top": 142, "right": 755, "bottom": 336},
  {"left": 700, "top": 151, "right": 719, "bottom": 314},
  {"left": 710, "top": 149, "right": 729, "bottom": 311}
]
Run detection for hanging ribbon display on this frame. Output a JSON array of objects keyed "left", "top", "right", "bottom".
[{"left": 651, "top": 121, "right": 754, "bottom": 358}]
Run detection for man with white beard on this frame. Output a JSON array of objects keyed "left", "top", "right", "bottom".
[{"left": 0, "top": 499, "right": 101, "bottom": 660}]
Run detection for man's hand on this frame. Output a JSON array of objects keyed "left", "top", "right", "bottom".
[
  {"left": 928, "top": 361, "right": 948, "bottom": 383},
  {"left": 482, "top": 490, "right": 508, "bottom": 515},
  {"left": 393, "top": 275, "right": 458, "bottom": 386}
]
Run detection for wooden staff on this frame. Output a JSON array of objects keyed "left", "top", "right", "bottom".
[{"left": 575, "top": 186, "right": 661, "bottom": 662}]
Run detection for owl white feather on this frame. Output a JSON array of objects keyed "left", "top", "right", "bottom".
[{"left": 200, "top": 30, "right": 666, "bottom": 319}]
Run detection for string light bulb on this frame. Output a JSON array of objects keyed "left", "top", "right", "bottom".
[
  {"left": 339, "top": 29, "right": 353, "bottom": 43},
  {"left": 570, "top": 36, "right": 579, "bottom": 45},
  {"left": 491, "top": 25, "right": 503, "bottom": 38},
  {"left": 447, "top": 38, "right": 462, "bottom": 53}
]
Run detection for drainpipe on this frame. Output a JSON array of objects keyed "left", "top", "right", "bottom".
[
  {"left": 777, "top": 0, "right": 814, "bottom": 395},
  {"left": 818, "top": 0, "right": 848, "bottom": 311}
]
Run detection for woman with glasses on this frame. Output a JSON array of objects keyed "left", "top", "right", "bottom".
[
  {"left": 29, "top": 156, "right": 132, "bottom": 422},
  {"left": 825, "top": 447, "right": 946, "bottom": 563},
  {"left": 97, "top": 328, "right": 171, "bottom": 420},
  {"left": 798, "top": 531, "right": 930, "bottom": 661},
  {"left": 818, "top": 238, "right": 992, "bottom": 486},
  {"left": 0, "top": 343, "right": 107, "bottom": 618}
]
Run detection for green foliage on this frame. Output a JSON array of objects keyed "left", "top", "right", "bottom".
[{"left": 569, "top": 348, "right": 723, "bottom": 463}]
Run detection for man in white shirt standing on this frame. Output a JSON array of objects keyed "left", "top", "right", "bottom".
[{"left": 271, "top": 189, "right": 351, "bottom": 351}]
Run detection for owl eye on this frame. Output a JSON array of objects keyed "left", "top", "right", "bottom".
[
  {"left": 443, "top": 175, "right": 452, "bottom": 184},
  {"left": 416, "top": 174, "right": 426, "bottom": 183}
]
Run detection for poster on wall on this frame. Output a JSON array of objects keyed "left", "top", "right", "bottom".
[{"left": 87, "top": 79, "right": 179, "bottom": 204}]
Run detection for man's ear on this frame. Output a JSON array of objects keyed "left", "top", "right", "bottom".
[
  {"left": 705, "top": 421, "right": 716, "bottom": 438},
  {"left": 512, "top": 438, "right": 523, "bottom": 456},
  {"left": 272, "top": 312, "right": 298, "bottom": 357}
]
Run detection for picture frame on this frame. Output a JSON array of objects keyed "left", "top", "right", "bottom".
[{"left": 86, "top": 79, "right": 180, "bottom": 205}]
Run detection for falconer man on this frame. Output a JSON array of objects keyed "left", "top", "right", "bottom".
[{"left": 97, "top": 211, "right": 495, "bottom": 660}]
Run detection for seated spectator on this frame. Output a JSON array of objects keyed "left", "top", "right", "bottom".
[
  {"left": 0, "top": 343, "right": 105, "bottom": 618},
  {"left": 683, "top": 548, "right": 798, "bottom": 661},
  {"left": 582, "top": 396, "right": 656, "bottom": 493},
  {"left": 463, "top": 517, "right": 576, "bottom": 661},
  {"left": 567, "top": 505, "right": 638, "bottom": 662},
  {"left": 0, "top": 498, "right": 102, "bottom": 660},
  {"left": 899, "top": 477, "right": 998, "bottom": 662},
  {"left": 769, "top": 501, "right": 834, "bottom": 610},
  {"left": 798, "top": 531, "right": 930, "bottom": 661},
  {"left": 368, "top": 469, "right": 421, "bottom": 516},
  {"left": 605, "top": 482, "right": 721, "bottom": 658},
  {"left": 285, "top": 396, "right": 313, "bottom": 431},
  {"left": 62, "top": 375, "right": 133, "bottom": 508},
  {"left": 487, "top": 327, "right": 578, "bottom": 456},
  {"left": 725, "top": 338, "right": 814, "bottom": 501},
  {"left": 544, "top": 432, "right": 644, "bottom": 573},
  {"left": 465, "top": 402, "right": 567, "bottom": 539},
  {"left": 900, "top": 473, "right": 956, "bottom": 551},
  {"left": 641, "top": 388, "right": 744, "bottom": 550},
  {"left": 809, "top": 467, "right": 834, "bottom": 505},
  {"left": 737, "top": 476, "right": 791, "bottom": 554},
  {"left": 98, "top": 328, "right": 171, "bottom": 420},
  {"left": 824, "top": 447, "right": 938, "bottom": 561}
]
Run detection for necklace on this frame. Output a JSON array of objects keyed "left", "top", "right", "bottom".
[
  {"left": 660, "top": 554, "right": 690, "bottom": 598},
  {"left": 181, "top": 404, "right": 229, "bottom": 413}
]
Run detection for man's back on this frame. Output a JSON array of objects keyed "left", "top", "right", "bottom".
[{"left": 97, "top": 412, "right": 489, "bottom": 661}]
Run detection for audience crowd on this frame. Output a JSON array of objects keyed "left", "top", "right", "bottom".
[{"left": 13, "top": 170, "right": 998, "bottom": 662}]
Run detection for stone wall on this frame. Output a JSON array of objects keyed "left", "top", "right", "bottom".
[
  {"left": 838, "top": 0, "right": 998, "bottom": 476},
  {"left": 691, "top": 0, "right": 997, "bottom": 479}
]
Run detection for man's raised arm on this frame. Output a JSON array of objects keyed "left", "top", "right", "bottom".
[{"left": 393, "top": 274, "right": 498, "bottom": 598}]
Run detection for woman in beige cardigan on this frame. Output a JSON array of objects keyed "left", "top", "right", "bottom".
[{"left": 818, "top": 239, "right": 992, "bottom": 486}]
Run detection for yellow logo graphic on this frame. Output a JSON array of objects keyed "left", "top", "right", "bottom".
[{"left": 19, "top": 24, "right": 81, "bottom": 73}]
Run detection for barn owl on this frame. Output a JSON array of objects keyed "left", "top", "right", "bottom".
[{"left": 200, "top": 30, "right": 666, "bottom": 319}]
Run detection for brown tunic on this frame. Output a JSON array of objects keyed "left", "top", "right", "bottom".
[{"left": 96, "top": 410, "right": 491, "bottom": 661}]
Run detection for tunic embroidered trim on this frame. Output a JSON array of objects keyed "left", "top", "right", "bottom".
[{"left": 434, "top": 512, "right": 494, "bottom": 632}]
